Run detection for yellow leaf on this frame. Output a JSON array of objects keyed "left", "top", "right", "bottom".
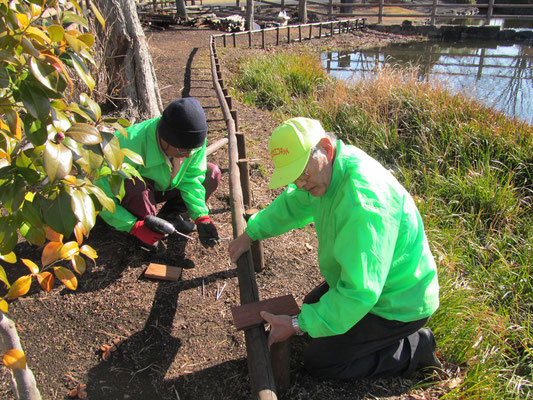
[
  {"left": 79, "top": 245, "right": 97, "bottom": 261},
  {"left": 6, "top": 276, "right": 32, "bottom": 300},
  {"left": 26, "top": 26, "right": 51, "bottom": 45},
  {"left": 15, "top": 12, "right": 29, "bottom": 29},
  {"left": 0, "top": 300, "right": 8, "bottom": 313},
  {"left": 60, "top": 241, "right": 79, "bottom": 260},
  {"left": 41, "top": 241, "right": 62, "bottom": 266},
  {"left": 0, "top": 265, "right": 10, "bottom": 289},
  {"left": 73, "top": 222, "right": 86, "bottom": 245},
  {"left": 5, "top": 110, "right": 22, "bottom": 141},
  {"left": 21, "top": 259, "right": 39, "bottom": 274},
  {"left": 62, "top": 175, "right": 77, "bottom": 185},
  {"left": 71, "top": 255, "right": 86, "bottom": 275},
  {"left": 3, "top": 349, "right": 26, "bottom": 370},
  {"left": 0, "top": 252, "right": 16, "bottom": 264},
  {"left": 53, "top": 267, "right": 77, "bottom": 290},
  {"left": 36, "top": 272, "right": 54, "bottom": 292},
  {"left": 44, "top": 226, "right": 63, "bottom": 243}
]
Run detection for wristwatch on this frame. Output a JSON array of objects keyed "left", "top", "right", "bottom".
[{"left": 291, "top": 314, "right": 303, "bottom": 335}]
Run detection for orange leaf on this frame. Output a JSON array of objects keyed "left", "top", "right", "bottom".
[
  {"left": 71, "top": 255, "right": 86, "bottom": 275},
  {"left": 73, "top": 222, "right": 86, "bottom": 245},
  {"left": 53, "top": 267, "right": 77, "bottom": 290},
  {"left": 6, "top": 276, "right": 32, "bottom": 300},
  {"left": 60, "top": 241, "right": 79, "bottom": 260},
  {"left": 21, "top": 259, "right": 39, "bottom": 274},
  {"left": 36, "top": 272, "right": 54, "bottom": 292},
  {"left": 44, "top": 226, "right": 63, "bottom": 243},
  {"left": 2, "top": 349, "right": 26, "bottom": 370},
  {"left": 79, "top": 245, "right": 97, "bottom": 261},
  {"left": 41, "top": 241, "right": 62, "bottom": 266}
]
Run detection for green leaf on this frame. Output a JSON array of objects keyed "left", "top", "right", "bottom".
[
  {"left": 46, "top": 24, "right": 64, "bottom": 42},
  {"left": 85, "top": 183, "right": 115, "bottom": 213},
  {"left": 23, "top": 114, "right": 47, "bottom": 146},
  {"left": 101, "top": 132, "right": 123, "bottom": 171},
  {"left": 66, "top": 123, "right": 101, "bottom": 145},
  {"left": 30, "top": 57, "right": 60, "bottom": 92},
  {"left": 19, "top": 223, "right": 46, "bottom": 246},
  {"left": 19, "top": 80, "right": 51, "bottom": 121},
  {"left": 62, "top": 11, "right": 88, "bottom": 28},
  {"left": 69, "top": 52, "right": 95, "bottom": 91},
  {"left": 80, "top": 93, "right": 101, "bottom": 121},
  {"left": 0, "top": 68, "right": 9, "bottom": 89},
  {"left": 77, "top": 143, "right": 104, "bottom": 174},
  {"left": 40, "top": 191, "right": 77, "bottom": 237},
  {"left": 108, "top": 174, "right": 125, "bottom": 199},
  {"left": 121, "top": 148, "right": 144, "bottom": 166},
  {"left": 0, "top": 176, "right": 26, "bottom": 213},
  {"left": 22, "top": 199, "right": 43, "bottom": 227},
  {"left": 64, "top": 31, "right": 87, "bottom": 53},
  {"left": 0, "top": 217, "right": 18, "bottom": 254},
  {"left": 43, "top": 141, "right": 73, "bottom": 182},
  {"left": 70, "top": 188, "right": 95, "bottom": 232}
]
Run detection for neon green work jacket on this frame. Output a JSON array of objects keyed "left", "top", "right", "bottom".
[
  {"left": 95, "top": 117, "right": 209, "bottom": 233},
  {"left": 246, "top": 140, "right": 439, "bottom": 338}
]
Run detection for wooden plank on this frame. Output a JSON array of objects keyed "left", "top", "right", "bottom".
[
  {"left": 231, "top": 295, "right": 300, "bottom": 330},
  {"left": 144, "top": 263, "right": 182, "bottom": 281}
]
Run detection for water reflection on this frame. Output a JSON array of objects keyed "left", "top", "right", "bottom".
[{"left": 322, "top": 41, "right": 533, "bottom": 124}]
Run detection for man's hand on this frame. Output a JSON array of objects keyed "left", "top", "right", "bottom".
[
  {"left": 260, "top": 311, "right": 295, "bottom": 348},
  {"left": 228, "top": 232, "right": 253, "bottom": 263},
  {"left": 195, "top": 216, "right": 219, "bottom": 248},
  {"left": 130, "top": 219, "right": 165, "bottom": 245}
]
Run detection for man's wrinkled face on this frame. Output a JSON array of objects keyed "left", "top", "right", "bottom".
[{"left": 293, "top": 145, "right": 333, "bottom": 197}]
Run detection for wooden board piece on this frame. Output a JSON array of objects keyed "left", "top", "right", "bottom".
[
  {"left": 231, "top": 294, "right": 300, "bottom": 330},
  {"left": 144, "top": 263, "right": 182, "bottom": 281}
]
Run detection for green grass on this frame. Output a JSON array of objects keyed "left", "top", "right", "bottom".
[{"left": 228, "top": 50, "right": 533, "bottom": 398}]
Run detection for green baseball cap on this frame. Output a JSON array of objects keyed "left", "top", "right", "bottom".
[{"left": 267, "top": 117, "right": 325, "bottom": 189}]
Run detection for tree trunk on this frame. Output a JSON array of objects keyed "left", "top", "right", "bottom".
[
  {"left": 92, "top": 0, "right": 163, "bottom": 121},
  {"left": 0, "top": 312, "right": 41, "bottom": 400},
  {"left": 176, "top": 0, "right": 188, "bottom": 18},
  {"left": 245, "top": 0, "right": 254, "bottom": 31}
]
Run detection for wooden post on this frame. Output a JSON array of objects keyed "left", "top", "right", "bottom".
[
  {"left": 298, "top": 0, "right": 307, "bottom": 24},
  {"left": 223, "top": 34, "right": 227, "bottom": 47},
  {"left": 276, "top": 26, "right": 280, "bottom": 45},
  {"left": 248, "top": 30, "right": 252, "bottom": 48},
  {"left": 487, "top": 0, "right": 494, "bottom": 24},
  {"left": 218, "top": 78, "right": 224, "bottom": 89},
  {"left": 262, "top": 28, "right": 265, "bottom": 48},
  {"left": 238, "top": 159, "right": 252, "bottom": 207},
  {"left": 330, "top": 20, "right": 334, "bottom": 37},
  {"left": 287, "top": 26, "right": 291, "bottom": 43},
  {"left": 270, "top": 340, "right": 291, "bottom": 392},
  {"left": 233, "top": 32, "right": 237, "bottom": 47},
  {"left": 245, "top": 209, "right": 265, "bottom": 272},
  {"left": 328, "top": 0, "right": 333, "bottom": 20},
  {"left": 378, "top": 0, "right": 384, "bottom": 24},
  {"left": 308, "top": 24, "right": 312, "bottom": 40},
  {"left": 298, "top": 24, "right": 302, "bottom": 42},
  {"left": 226, "top": 95, "right": 232, "bottom": 110},
  {"left": 430, "top": 0, "right": 437, "bottom": 25},
  {"left": 231, "top": 109, "right": 239, "bottom": 133},
  {"left": 319, "top": 22, "right": 322, "bottom": 38}
]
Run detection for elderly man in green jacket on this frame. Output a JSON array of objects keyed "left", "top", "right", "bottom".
[
  {"left": 97, "top": 97, "right": 220, "bottom": 253},
  {"left": 229, "top": 117, "right": 441, "bottom": 379}
]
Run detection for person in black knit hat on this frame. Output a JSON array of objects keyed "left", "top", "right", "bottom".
[{"left": 95, "top": 97, "right": 221, "bottom": 253}]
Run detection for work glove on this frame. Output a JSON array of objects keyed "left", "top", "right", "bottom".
[
  {"left": 195, "top": 216, "right": 219, "bottom": 248},
  {"left": 130, "top": 219, "right": 165, "bottom": 246}
]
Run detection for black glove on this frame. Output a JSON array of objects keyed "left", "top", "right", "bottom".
[{"left": 195, "top": 216, "right": 219, "bottom": 248}]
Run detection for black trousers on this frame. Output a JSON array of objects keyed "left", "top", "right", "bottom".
[{"left": 302, "top": 281, "right": 429, "bottom": 380}]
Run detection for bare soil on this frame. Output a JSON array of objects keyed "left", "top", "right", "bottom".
[{"left": 0, "top": 21, "right": 453, "bottom": 400}]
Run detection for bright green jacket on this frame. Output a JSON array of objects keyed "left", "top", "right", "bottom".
[
  {"left": 246, "top": 140, "right": 439, "bottom": 338},
  {"left": 95, "top": 117, "right": 209, "bottom": 232}
]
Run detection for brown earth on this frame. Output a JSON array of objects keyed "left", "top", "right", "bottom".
[{"left": 0, "top": 20, "right": 455, "bottom": 400}]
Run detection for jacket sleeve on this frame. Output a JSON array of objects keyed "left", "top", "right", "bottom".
[
  {"left": 245, "top": 185, "right": 314, "bottom": 241},
  {"left": 94, "top": 177, "right": 138, "bottom": 233},
  {"left": 177, "top": 145, "right": 209, "bottom": 221},
  {"left": 298, "top": 196, "right": 401, "bottom": 338}
]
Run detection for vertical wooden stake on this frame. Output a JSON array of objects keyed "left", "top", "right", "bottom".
[
  {"left": 236, "top": 132, "right": 246, "bottom": 159},
  {"left": 238, "top": 159, "right": 252, "bottom": 207},
  {"left": 287, "top": 26, "right": 291, "bottom": 43},
  {"left": 248, "top": 30, "right": 252, "bottom": 48},
  {"left": 231, "top": 110, "right": 239, "bottom": 133},
  {"left": 223, "top": 34, "right": 227, "bottom": 47},
  {"left": 245, "top": 209, "right": 265, "bottom": 272},
  {"left": 276, "top": 26, "right": 280, "bottom": 45},
  {"left": 298, "top": 24, "right": 302, "bottom": 42},
  {"left": 270, "top": 339, "right": 291, "bottom": 392},
  {"left": 262, "top": 28, "right": 265, "bottom": 48},
  {"left": 233, "top": 32, "right": 237, "bottom": 47}
]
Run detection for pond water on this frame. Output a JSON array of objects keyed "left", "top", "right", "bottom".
[{"left": 322, "top": 40, "right": 533, "bottom": 124}]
